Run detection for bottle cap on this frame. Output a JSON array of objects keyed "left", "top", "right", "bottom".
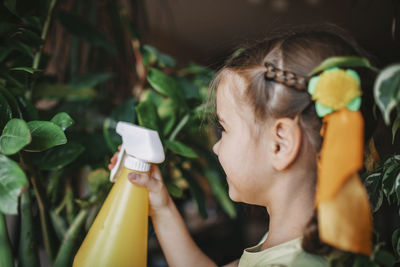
[{"left": 109, "top": 122, "right": 165, "bottom": 182}]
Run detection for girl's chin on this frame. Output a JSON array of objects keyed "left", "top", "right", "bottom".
[{"left": 227, "top": 185, "right": 241, "bottom": 203}]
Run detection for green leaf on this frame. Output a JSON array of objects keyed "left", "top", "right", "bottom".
[
  {"left": 364, "top": 173, "right": 384, "bottom": 212},
  {"left": 181, "top": 169, "right": 208, "bottom": 218},
  {"left": 392, "top": 113, "right": 400, "bottom": 143},
  {"left": 0, "top": 154, "right": 28, "bottom": 214},
  {"left": 24, "top": 121, "right": 67, "bottom": 152},
  {"left": 205, "top": 169, "right": 236, "bottom": 218},
  {"left": 51, "top": 112, "right": 74, "bottom": 131},
  {"left": 382, "top": 164, "right": 400, "bottom": 203},
  {"left": 165, "top": 181, "right": 183, "bottom": 198},
  {"left": 57, "top": 11, "right": 116, "bottom": 54},
  {"left": 374, "top": 64, "right": 400, "bottom": 125},
  {"left": 158, "top": 98, "right": 177, "bottom": 137},
  {"left": 141, "top": 45, "right": 176, "bottom": 67},
  {"left": 69, "top": 73, "right": 113, "bottom": 90},
  {"left": 135, "top": 99, "right": 160, "bottom": 132},
  {"left": 309, "top": 56, "right": 375, "bottom": 76},
  {"left": 0, "top": 213, "right": 14, "bottom": 267},
  {"left": 0, "top": 119, "right": 31, "bottom": 155},
  {"left": 87, "top": 168, "right": 110, "bottom": 194},
  {"left": 177, "top": 77, "right": 200, "bottom": 100},
  {"left": 391, "top": 228, "right": 400, "bottom": 257},
  {"left": 157, "top": 53, "right": 177, "bottom": 68},
  {"left": 165, "top": 140, "right": 198, "bottom": 158},
  {"left": 147, "top": 68, "right": 185, "bottom": 105},
  {"left": 0, "top": 92, "right": 12, "bottom": 129},
  {"left": 0, "top": 87, "right": 22, "bottom": 118},
  {"left": 142, "top": 45, "right": 158, "bottom": 66},
  {"left": 7, "top": 88, "right": 38, "bottom": 121},
  {"left": 33, "top": 83, "right": 97, "bottom": 100},
  {"left": 104, "top": 97, "right": 137, "bottom": 152},
  {"left": 373, "top": 249, "right": 396, "bottom": 267},
  {"left": 140, "top": 89, "right": 163, "bottom": 106},
  {"left": 9, "top": 67, "right": 41, "bottom": 74},
  {"left": 34, "top": 142, "right": 84, "bottom": 170}
]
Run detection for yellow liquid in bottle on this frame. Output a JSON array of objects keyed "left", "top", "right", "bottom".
[{"left": 73, "top": 167, "right": 149, "bottom": 267}]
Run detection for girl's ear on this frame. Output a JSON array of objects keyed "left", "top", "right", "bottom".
[{"left": 270, "top": 118, "right": 302, "bottom": 171}]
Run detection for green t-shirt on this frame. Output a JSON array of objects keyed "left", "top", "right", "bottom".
[{"left": 238, "top": 233, "right": 328, "bottom": 267}]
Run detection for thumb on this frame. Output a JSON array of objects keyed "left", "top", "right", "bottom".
[{"left": 128, "top": 172, "right": 161, "bottom": 192}]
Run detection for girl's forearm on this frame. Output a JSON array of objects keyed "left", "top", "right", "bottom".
[{"left": 151, "top": 197, "right": 217, "bottom": 267}]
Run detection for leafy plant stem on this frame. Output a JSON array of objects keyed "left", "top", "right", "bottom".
[
  {"left": 29, "top": 0, "right": 58, "bottom": 100},
  {"left": 20, "top": 151, "right": 56, "bottom": 261},
  {"left": 168, "top": 113, "right": 189, "bottom": 141},
  {"left": 18, "top": 190, "right": 40, "bottom": 267},
  {"left": 0, "top": 212, "right": 13, "bottom": 267},
  {"left": 53, "top": 208, "right": 89, "bottom": 267}
]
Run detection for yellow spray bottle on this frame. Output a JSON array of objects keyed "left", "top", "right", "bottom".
[{"left": 73, "top": 122, "right": 165, "bottom": 267}]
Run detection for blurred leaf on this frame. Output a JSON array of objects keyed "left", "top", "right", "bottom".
[
  {"left": 0, "top": 154, "right": 28, "bottom": 214},
  {"left": 147, "top": 68, "right": 185, "bottom": 106},
  {"left": 0, "top": 91, "right": 12, "bottom": 129},
  {"left": 13, "top": 91, "right": 38, "bottom": 121},
  {"left": 181, "top": 169, "right": 207, "bottom": 218},
  {"left": 392, "top": 113, "right": 400, "bottom": 143},
  {"left": 140, "top": 89, "right": 163, "bottom": 106},
  {"left": 0, "top": 212, "right": 14, "bottom": 267},
  {"left": 33, "top": 83, "right": 97, "bottom": 100},
  {"left": 165, "top": 181, "right": 183, "bottom": 198},
  {"left": 111, "top": 97, "right": 136, "bottom": 123},
  {"left": 50, "top": 211, "right": 67, "bottom": 242},
  {"left": 57, "top": 11, "right": 116, "bottom": 54},
  {"left": 177, "top": 77, "right": 200, "bottom": 100},
  {"left": 24, "top": 121, "right": 67, "bottom": 152},
  {"left": 165, "top": 140, "right": 198, "bottom": 158},
  {"left": 142, "top": 45, "right": 176, "bottom": 67},
  {"left": 136, "top": 99, "right": 160, "bottom": 132},
  {"left": 158, "top": 98, "right": 177, "bottom": 137},
  {"left": 0, "top": 118, "right": 31, "bottom": 155},
  {"left": 157, "top": 53, "right": 177, "bottom": 68},
  {"left": 51, "top": 112, "right": 74, "bottom": 131},
  {"left": 3, "top": 0, "right": 16, "bottom": 15},
  {"left": 353, "top": 254, "right": 379, "bottom": 267},
  {"left": 69, "top": 73, "right": 113, "bottom": 90},
  {"left": 309, "top": 56, "right": 375, "bottom": 76},
  {"left": 10, "top": 66, "right": 41, "bottom": 74},
  {"left": 34, "top": 142, "right": 84, "bottom": 170},
  {"left": 104, "top": 97, "right": 137, "bottom": 152},
  {"left": 142, "top": 45, "right": 157, "bottom": 66},
  {"left": 0, "top": 86, "right": 22, "bottom": 118},
  {"left": 373, "top": 249, "right": 396, "bottom": 267},
  {"left": 87, "top": 168, "right": 110, "bottom": 194},
  {"left": 392, "top": 228, "right": 400, "bottom": 257},
  {"left": 205, "top": 169, "right": 236, "bottom": 218},
  {"left": 374, "top": 64, "right": 400, "bottom": 124}
]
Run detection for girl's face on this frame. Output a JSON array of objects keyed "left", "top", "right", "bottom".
[{"left": 212, "top": 72, "right": 276, "bottom": 205}]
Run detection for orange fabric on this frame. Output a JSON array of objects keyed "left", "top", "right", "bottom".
[
  {"left": 315, "top": 109, "right": 364, "bottom": 205},
  {"left": 318, "top": 173, "right": 372, "bottom": 255}
]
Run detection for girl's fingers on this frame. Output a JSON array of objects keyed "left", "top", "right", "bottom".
[
  {"left": 150, "top": 165, "right": 162, "bottom": 181},
  {"left": 128, "top": 172, "right": 161, "bottom": 192}
]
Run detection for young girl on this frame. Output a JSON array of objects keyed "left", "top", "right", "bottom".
[{"left": 108, "top": 24, "right": 374, "bottom": 266}]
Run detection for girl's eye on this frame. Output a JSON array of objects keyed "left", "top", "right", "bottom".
[{"left": 216, "top": 121, "right": 225, "bottom": 133}]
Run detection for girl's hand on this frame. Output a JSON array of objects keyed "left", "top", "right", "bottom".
[{"left": 107, "top": 145, "right": 171, "bottom": 216}]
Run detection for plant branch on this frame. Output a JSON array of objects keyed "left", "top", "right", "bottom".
[
  {"left": 168, "top": 113, "right": 190, "bottom": 141},
  {"left": 29, "top": 0, "right": 58, "bottom": 100}
]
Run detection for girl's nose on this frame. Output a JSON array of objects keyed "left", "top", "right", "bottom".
[{"left": 212, "top": 141, "right": 220, "bottom": 156}]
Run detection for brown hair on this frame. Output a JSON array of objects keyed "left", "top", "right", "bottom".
[{"left": 210, "top": 23, "right": 375, "bottom": 255}]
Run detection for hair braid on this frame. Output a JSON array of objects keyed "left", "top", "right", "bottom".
[{"left": 264, "top": 62, "right": 309, "bottom": 91}]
